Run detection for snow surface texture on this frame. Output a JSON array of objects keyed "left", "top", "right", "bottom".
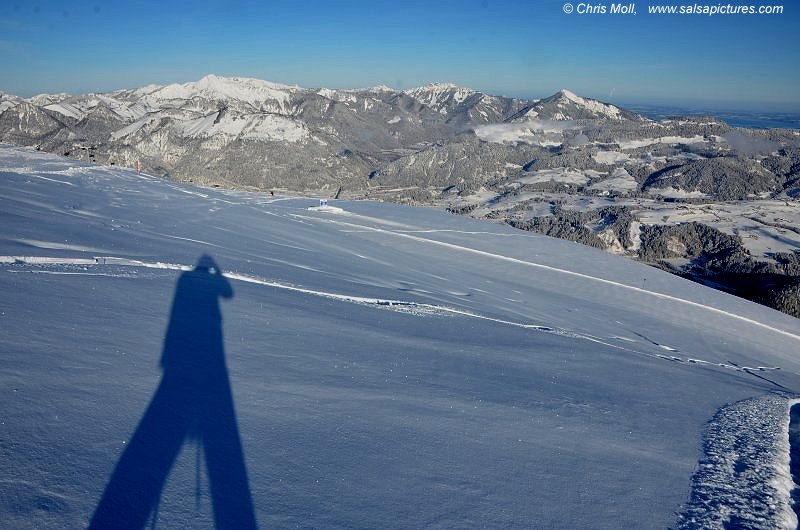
[{"left": 2, "top": 145, "right": 800, "bottom": 528}]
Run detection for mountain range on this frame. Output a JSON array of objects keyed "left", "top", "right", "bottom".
[
  {"left": 1, "top": 75, "right": 799, "bottom": 316},
  {"left": 0, "top": 75, "right": 644, "bottom": 190}
]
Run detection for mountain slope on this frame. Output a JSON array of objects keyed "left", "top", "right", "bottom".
[
  {"left": 404, "top": 82, "right": 529, "bottom": 126},
  {"left": 1, "top": 145, "right": 800, "bottom": 528}
]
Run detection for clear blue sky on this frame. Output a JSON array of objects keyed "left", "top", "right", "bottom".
[{"left": 1, "top": 0, "right": 798, "bottom": 110}]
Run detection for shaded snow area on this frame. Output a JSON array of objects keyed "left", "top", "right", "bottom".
[{"left": 3, "top": 145, "right": 800, "bottom": 528}]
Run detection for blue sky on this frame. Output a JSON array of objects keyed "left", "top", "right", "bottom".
[{"left": 1, "top": 0, "right": 798, "bottom": 110}]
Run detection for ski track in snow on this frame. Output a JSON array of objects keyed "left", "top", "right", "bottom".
[
  {"left": 136, "top": 231, "right": 223, "bottom": 249},
  {"left": 23, "top": 173, "right": 75, "bottom": 186},
  {"left": 0, "top": 255, "right": 785, "bottom": 379},
  {"left": 11, "top": 238, "right": 112, "bottom": 253},
  {"left": 292, "top": 213, "right": 800, "bottom": 344},
  {"left": 394, "top": 229, "right": 521, "bottom": 237}
]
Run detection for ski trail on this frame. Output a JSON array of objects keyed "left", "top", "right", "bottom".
[
  {"left": 24, "top": 174, "right": 75, "bottom": 186},
  {"left": 156, "top": 180, "right": 240, "bottom": 205},
  {"left": 1, "top": 255, "right": 587, "bottom": 327},
  {"left": 294, "top": 214, "right": 800, "bottom": 344},
  {"left": 137, "top": 231, "right": 222, "bottom": 248},
  {"left": 11, "top": 239, "right": 112, "bottom": 253},
  {"left": 394, "top": 229, "right": 521, "bottom": 237}
]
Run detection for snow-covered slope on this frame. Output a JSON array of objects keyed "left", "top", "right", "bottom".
[{"left": 2, "top": 145, "right": 800, "bottom": 528}]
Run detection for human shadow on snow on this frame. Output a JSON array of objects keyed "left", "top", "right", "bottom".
[{"left": 90, "top": 255, "right": 257, "bottom": 529}]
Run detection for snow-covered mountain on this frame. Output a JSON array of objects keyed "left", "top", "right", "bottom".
[
  {"left": 1, "top": 75, "right": 495, "bottom": 190},
  {"left": 142, "top": 74, "right": 300, "bottom": 110},
  {"left": 403, "top": 82, "right": 528, "bottom": 125},
  {"left": 0, "top": 92, "right": 25, "bottom": 114},
  {"left": 508, "top": 89, "right": 645, "bottom": 122},
  {"left": 2, "top": 144, "right": 800, "bottom": 528},
  {"left": 0, "top": 76, "right": 643, "bottom": 191},
  {"left": 405, "top": 82, "right": 477, "bottom": 108}
]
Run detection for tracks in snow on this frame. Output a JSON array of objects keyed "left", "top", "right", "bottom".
[
  {"left": 0, "top": 254, "right": 786, "bottom": 383},
  {"left": 294, "top": 213, "right": 800, "bottom": 345}
]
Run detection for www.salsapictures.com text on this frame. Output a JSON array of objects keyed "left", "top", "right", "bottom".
[{"left": 647, "top": 3, "right": 784, "bottom": 15}]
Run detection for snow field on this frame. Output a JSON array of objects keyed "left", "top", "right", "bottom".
[{"left": 2, "top": 145, "right": 800, "bottom": 527}]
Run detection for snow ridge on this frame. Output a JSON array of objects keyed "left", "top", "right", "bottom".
[{"left": 676, "top": 395, "right": 798, "bottom": 530}]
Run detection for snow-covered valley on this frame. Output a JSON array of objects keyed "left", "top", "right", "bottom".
[{"left": 2, "top": 145, "right": 800, "bottom": 528}]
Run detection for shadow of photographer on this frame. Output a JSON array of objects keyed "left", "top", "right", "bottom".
[{"left": 90, "top": 255, "right": 257, "bottom": 529}]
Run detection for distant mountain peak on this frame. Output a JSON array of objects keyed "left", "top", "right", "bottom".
[
  {"left": 366, "top": 84, "right": 395, "bottom": 93},
  {"left": 506, "top": 88, "right": 644, "bottom": 122},
  {"left": 404, "top": 83, "right": 480, "bottom": 115},
  {"left": 26, "top": 93, "right": 72, "bottom": 106},
  {"left": 413, "top": 82, "right": 461, "bottom": 90},
  {"left": 556, "top": 88, "right": 580, "bottom": 101},
  {"left": 195, "top": 73, "right": 300, "bottom": 91},
  {"left": 141, "top": 74, "right": 301, "bottom": 110},
  {"left": 406, "top": 82, "right": 476, "bottom": 95}
]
